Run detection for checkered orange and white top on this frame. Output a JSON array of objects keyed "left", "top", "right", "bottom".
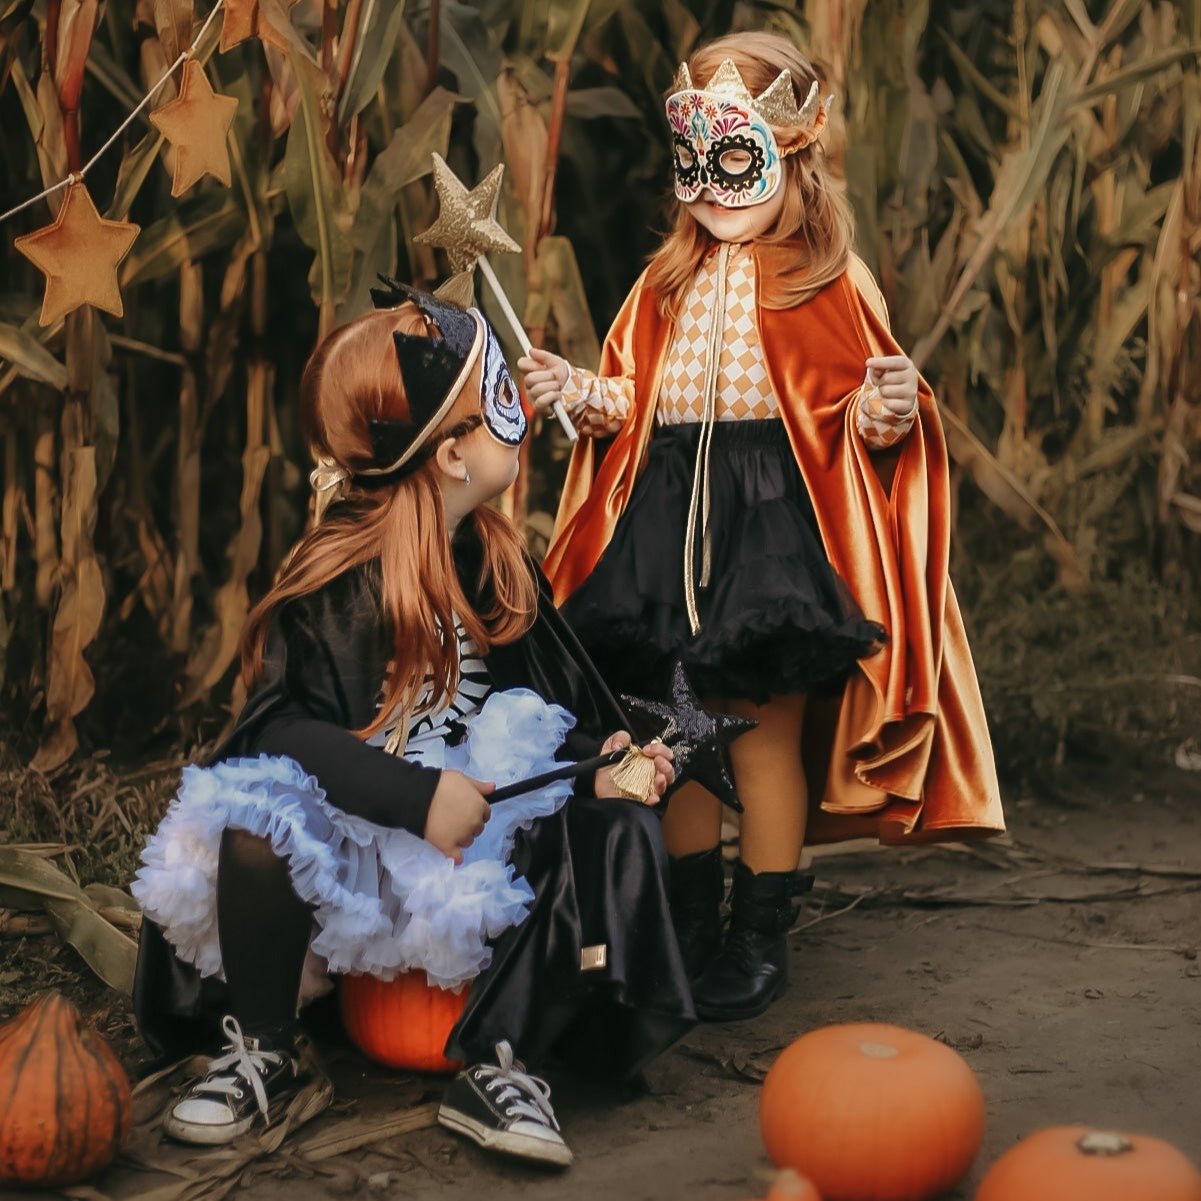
[
  {"left": 657, "top": 244, "right": 778, "bottom": 424},
  {"left": 559, "top": 248, "right": 916, "bottom": 450}
]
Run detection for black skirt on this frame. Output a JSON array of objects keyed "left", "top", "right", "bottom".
[{"left": 562, "top": 419, "right": 887, "bottom": 705}]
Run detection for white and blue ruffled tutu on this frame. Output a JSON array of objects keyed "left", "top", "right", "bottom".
[{"left": 131, "top": 688, "right": 576, "bottom": 998}]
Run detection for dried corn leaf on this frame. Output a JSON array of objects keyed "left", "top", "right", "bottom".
[
  {"left": 939, "top": 407, "right": 1084, "bottom": 588},
  {"left": 296, "top": 1102, "right": 439, "bottom": 1162},
  {"left": 913, "top": 64, "right": 1073, "bottom": 370},
  {"left": 268, "top": 0, "right": 354, "bottom": 334},
  {"left": 497, "top": 67, "right": 547, "bottom": 256},
  {"left": 337, "top": 0, "right": 410, "bottom": 126},
  {"left": 0, "top": 321, "right": 68, "bottom": 389},
  {"left": 32, "top": 407, "right": 58, "bottom": 609},
  {"left": 340, "top": 84, "right": 458, "bottom": 323},
  {"left": 151, "top": 0, "right": 193, "bottom": 64},
  {"left": 121, "top": 191, "right": 246, "bottom": 286},
  {"left": 52, "top": 0, "right": 101, "bottom": 98},
  {"left": 535, "top": 235, "right": 601, "bottom": 369},
  {"left": 33, "top": 444, "right": 104, "bottom": 772},
  {"left": 182, "top": 444, "right": 271, "bottom": 701},
  {"left": 0, "top": 847, "right": 137, "bottom": 992}
]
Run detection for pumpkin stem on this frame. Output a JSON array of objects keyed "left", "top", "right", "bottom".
[
  {"left": 857, "top": 1041, "right": 899, "bottom": 1059},
  {"left": 1077, "top": 1132, "right": 1135, "bottom": 1157}
]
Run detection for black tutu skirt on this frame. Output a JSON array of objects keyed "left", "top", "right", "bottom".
[{"left": 562, "top": 419, "right": 887, "bottom": 704}]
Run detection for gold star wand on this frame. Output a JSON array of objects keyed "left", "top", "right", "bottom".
[{"left": 415, "top": 154, "right": 578, "bottom": 443}]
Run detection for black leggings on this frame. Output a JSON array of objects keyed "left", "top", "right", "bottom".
[{"left": 216, "top": 828, "right": 314, "bottom": 1041}]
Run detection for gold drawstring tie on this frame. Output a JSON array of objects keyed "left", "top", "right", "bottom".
[{"left": 682, "top": 240, "right": 732, "bottom": 636}]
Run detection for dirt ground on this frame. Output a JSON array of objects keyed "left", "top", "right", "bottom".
[{"left": 13, "top": 765, "right": 1201, "bottom": 1200}]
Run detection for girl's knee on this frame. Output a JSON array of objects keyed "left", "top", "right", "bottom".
[{"left": 220, "top": 827, "right": 284, "bottom": 872}]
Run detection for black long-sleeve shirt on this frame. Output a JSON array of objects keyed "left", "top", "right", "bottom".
[{"left": 213, "top": 528, "right": 624, "bottom": 838}]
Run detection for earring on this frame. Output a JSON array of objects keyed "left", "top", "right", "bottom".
[{"left": 464, "top": 468, "right": 472, "bottom": 486}]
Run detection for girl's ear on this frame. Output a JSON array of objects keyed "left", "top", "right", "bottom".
[{"left": 433, "top": 436, "right": 468, "bottom": 482}]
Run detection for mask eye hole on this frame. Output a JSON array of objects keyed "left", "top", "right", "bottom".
[
  {"left": 672, "top": 133, "right": 701, "bottom": 187},
  {"left": 718, "top": 147, "right": 753, "bottom": 175},
  {"left": 707, "top": 133, "right": 766, "bottom": 194}
]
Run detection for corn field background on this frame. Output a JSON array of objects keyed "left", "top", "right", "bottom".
[{"left": 0, "top": 0, "right": 1198, "bottom": 820}]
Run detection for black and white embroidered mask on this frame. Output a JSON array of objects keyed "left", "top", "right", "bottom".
[{"left": 480, "top": 321, "right": 527, "bottom": 447}]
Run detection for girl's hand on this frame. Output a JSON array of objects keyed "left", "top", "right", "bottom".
[
  {"left": 864, "top": 355, "right": 919, "bottom": 416},
  {"left": 424, "top": 771, "right": 494, "bottom": 865},
  {"left": 517, "top": 347, "right": 571, "bottom": 416},
  {"left": 595, "top": 731, "right": 675, "bottom": 804}
]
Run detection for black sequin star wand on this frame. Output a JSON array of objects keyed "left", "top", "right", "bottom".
[
  {"left": 621, "top": 660, "right": 757, "bottom": 812},
  {"left": 486, "top": 663, "right": 755, "bottom": 809}
]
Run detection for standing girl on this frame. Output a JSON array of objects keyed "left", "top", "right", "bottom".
[
  {"left": 132, "top": 284, "right": 692, "bottom": 1167},
  {"left": 520, "top": 32, "right": 1004, "bottom": 1022}
]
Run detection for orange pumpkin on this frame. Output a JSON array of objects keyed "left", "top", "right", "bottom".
[
  {"left": 340, "top": 971, "right": 468, "bottom": 1072},
  {"left": 0, "top": 992, "right": 132, "bottom": 1187},
  {"left": 760, "top": 1022, "right": 985, "bottom": 1201},
  {"left": 976, "top": 1127, "right": 1201, "bottom": 1200}
]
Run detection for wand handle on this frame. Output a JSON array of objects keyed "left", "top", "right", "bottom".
[
  {"left": 488, "top": 748, "right": 624, "bottom": 804},
  {"left": 478, "top": 255, "right": 579, "bottom": 444}
]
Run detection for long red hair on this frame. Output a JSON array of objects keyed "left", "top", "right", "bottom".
[
  {"left": 647, "top": 31, "right": 855, "bottom": 317},
  {"left": 241, "top": 304, "right": 537, "bottom": 737}
]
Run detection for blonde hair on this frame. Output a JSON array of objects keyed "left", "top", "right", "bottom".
[
  {"left": 242, "top": 305, "right": 537, "bottom": 737},
  {"left": 647, "top": 31, "right": 855, "bottom": 316}
]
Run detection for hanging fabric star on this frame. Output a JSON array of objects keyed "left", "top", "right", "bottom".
[
  {"left": 219, "top": 0, "right": 295, "bottom": 52},
  {"left": 414, "top": 153, "right": 521, "bottom": 273},
  {"left": 621, "top": 660, "right": 758, "bottom": 812},
  {"left": 149, "top": 58, "right": 239, "bottom": 196},
  {"left": 14, "top": 181, "right": 140, "bottom": 327}
]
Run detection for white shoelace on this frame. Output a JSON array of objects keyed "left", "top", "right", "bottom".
[
  {"left": 477, "top": 1040, "right": 560, "bottom": 1131},
  {"left": 190, "top": 1015, "right": 286, "bottom": 1118}
]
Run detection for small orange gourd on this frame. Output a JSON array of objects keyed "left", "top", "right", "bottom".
[
  {"left": 976, "top": 1127, "right": 1201, "bottom": 1200},
  {"left": 340, "top": 971, "right": 468, "bottom": 1072},
  {"left": 0, "top": 992, "right": 132, "bottom": 1187},
  {"left": 760, "top": 1022, "right": 985, "bottom": 1201}
]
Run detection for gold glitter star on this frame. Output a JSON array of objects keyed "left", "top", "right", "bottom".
[
  {"left": 149, "top": 59, "right": 239, "bottom": 197},
  {"left": 414, "top": 153, "right": 521, "bottom": 274},
  {"left": 14, "top": 181, "right": 140, "bottom": 327}
]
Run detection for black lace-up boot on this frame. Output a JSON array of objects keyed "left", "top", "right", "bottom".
[
  {"left": 691, "top": 860, "right": 814, "bottom": 1021},
  {"left": 668, "top": 846, "right": 725, "bottom": 981}
]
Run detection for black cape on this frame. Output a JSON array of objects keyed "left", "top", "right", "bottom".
[{"left": 133, "top": 526, "right": 695, "bottom": 1082}]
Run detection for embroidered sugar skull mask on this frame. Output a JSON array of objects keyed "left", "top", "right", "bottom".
[
  {"left": 666, "top": 58, "right": 833, "bottom": 210},
  {"left": 666, "top": 90, "right": 781, "bottom": 209}
]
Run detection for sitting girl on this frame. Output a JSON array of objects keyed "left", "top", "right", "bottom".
[{"left": 131, "top": 283, "right": 692, "bottom": 1168}]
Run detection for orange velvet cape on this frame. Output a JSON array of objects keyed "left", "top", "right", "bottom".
[{"left": 542, "top": 247, "right": 1004, "bottom": 845}]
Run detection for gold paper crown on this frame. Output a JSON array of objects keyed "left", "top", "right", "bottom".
[{"left": 671, "top": 57, "right": 833, "bottom": 141}]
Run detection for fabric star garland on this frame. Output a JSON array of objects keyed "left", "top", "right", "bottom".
[
  {"left": 13, "top": 181, "right": 140, "bottom": 326},
  {"left": 149, "top": 58, "right": 239, "bottom": 196}
]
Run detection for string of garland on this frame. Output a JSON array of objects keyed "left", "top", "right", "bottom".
[{"left": 3, "top": 0, "right": 247, "bottom": 326}]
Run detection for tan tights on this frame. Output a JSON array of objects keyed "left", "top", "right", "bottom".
[{"left": 661, "top": 693, "right": 808, "bottom": 873}]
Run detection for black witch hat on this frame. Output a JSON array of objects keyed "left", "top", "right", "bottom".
[{"left": 362, "top": 276, "right": 483, "bottom": 474}]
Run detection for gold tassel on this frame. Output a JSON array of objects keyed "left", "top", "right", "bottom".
[{"left": 609, "top": 744, "right": 659, "bottom": 803}]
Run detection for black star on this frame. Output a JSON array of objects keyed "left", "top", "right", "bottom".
[{"left": 620, "top": 660, "right": 757, "bottom": 812}]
